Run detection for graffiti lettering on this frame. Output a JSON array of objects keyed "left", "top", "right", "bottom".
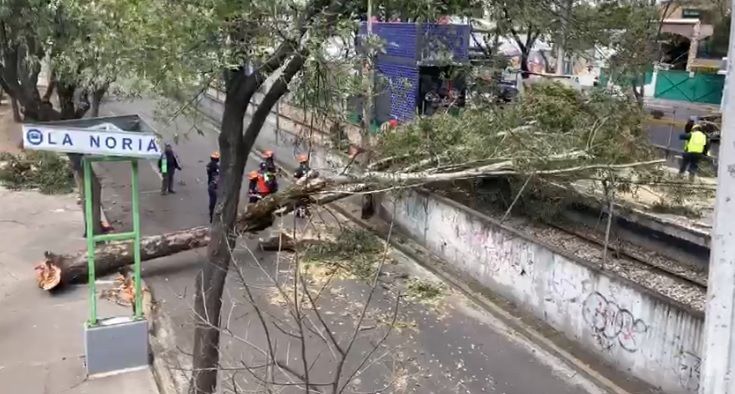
[
  {"left": 582, "top": 292, "right": 648, "bottom": 352},
  {"left": 676, "top": 351, "right": 701, "bottom": 392}
]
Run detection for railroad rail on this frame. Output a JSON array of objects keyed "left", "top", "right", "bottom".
[{"left": 547, "top": 219, "right": 707, "bottom": 290}]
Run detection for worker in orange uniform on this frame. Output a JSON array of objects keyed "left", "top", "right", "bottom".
[
  {"left": 248, "top": 170, "right": 275, "bottom": 203},
  {"left": 259, "top": 150, "right": 279, "bottom": 193}
]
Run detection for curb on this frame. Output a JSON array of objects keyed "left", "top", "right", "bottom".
[{"left": 144, "top": 281, "right": 187, "bottom": 394}]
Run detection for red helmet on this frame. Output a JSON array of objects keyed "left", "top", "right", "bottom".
[
  {"left": 248, "top": 170, "right": 259, "bottom": 180},
  {"left": 263, "top": 150, "right": 274, "bottom": 159},
  {"left": 297, "top": 154, "right": 308, "bottom": 163}
]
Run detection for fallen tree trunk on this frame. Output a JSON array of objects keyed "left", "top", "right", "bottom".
[
  {"left": 35, "top": 176, "right": 368, "bottom": 291},
  {"left": 36, "top": 226, "right": 211, "bottom": 290}
]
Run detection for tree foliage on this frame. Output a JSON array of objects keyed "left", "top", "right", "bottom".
[
  {"left": 376, "top": 83, "right": 652, "bottom": 175},
  {"left": 593, "top": 1, "right": 661, "bottom": 102},
  {"left": 0, "top": 0, "right": 130, "bottom": 120}
]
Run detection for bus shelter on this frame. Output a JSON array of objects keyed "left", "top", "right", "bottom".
[{"left": 22, "top": 115, "right": 160, "bottom": 376}]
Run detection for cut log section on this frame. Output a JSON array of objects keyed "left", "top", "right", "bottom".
[{"left": 35, "top": 226, "right": 210, "bottom": 290}]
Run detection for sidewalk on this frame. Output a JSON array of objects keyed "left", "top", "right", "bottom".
[{"left": 0, "top": 187, "right": 158, "bottom": 394}]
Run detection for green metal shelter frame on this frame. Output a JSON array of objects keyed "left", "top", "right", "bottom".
[
  {"left": 83, "top": 156, "right": 143, "bottom": 326},
  {"left": 22, "top": 115, "right": 158, "bottom": 376}
]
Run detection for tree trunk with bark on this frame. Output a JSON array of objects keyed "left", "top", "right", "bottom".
[
  {"left": 35, "top": 227, "right": 210, "bottom": 290},
  {"left": 33, "top": 175, "right": 367, "bottom": 291},
  {"left": 90, "top": 84, "right": 108, "bottom": 118},
  {"left": 190, "top": 33, "right": 311, "bottom": 390},
  {"left": 68, "top": 153, "right": 104, "bottom": 236},
  {"left": 10, "top": 97, "right": 22, "bottom": 122},
  {"left": 43, "top": 71, "right": 56, "bottom": 102},
  {"left": 190, "top": 69, "right": 251, "bottom": 394}
]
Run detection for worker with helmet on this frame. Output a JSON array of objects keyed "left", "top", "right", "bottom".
[
  {"left": 679, "top": 123, "right": 709, "bottom": 179},
  {"left": 206, "top": 151, "right": 220, "bottom": 223},
  {"left": 293, "top": 154, "right": 311, "bottom": 218},
  {"left": 206, "top": 151, "right": 220, "bottom": 184},
  {"left": 248, "top": 170, "right": 273, "bottom": 203},
  {"left": 259, "top": 150, "right": 279, "bottom": 193},
  {"left": 262, "top": 150, "right": 277, "bottom": 173},
  {"left": 294, "top": 154, "right": 311, "bottom": 180}
]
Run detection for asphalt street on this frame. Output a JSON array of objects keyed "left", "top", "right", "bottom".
[{"left": 93, "top": 96, "right": 645, "bottom": 393}]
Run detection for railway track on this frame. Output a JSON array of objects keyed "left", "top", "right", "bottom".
[{"left": 547, "top": 219, "right": 708, "bottom": 290}]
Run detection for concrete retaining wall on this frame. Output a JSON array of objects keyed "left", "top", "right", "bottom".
[{"left": 377, "top": 189, "right": 704, "bottom": 393}]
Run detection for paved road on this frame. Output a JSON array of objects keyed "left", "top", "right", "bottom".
[{"left": 94, "top": 96, "right": 641, "bottom": 393}]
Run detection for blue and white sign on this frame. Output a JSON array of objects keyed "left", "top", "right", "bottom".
[{"left": 22, "top": 125, "right": 161, "bottom": 159}]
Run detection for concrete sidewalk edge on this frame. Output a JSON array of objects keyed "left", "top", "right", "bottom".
[{"left": 145, "top": 281, "right": 187, "bottom": 394}]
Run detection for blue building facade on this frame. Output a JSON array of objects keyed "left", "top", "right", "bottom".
[{"left": 358, "top": 22, "right": 470, "bottom": 124}]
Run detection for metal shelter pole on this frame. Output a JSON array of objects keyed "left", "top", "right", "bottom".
[
  {"left": 83, "top": 158, "right": 97, "bottom": 326},
  {"left": 131, "top": 160, "right": 143, "bottom": 318}
]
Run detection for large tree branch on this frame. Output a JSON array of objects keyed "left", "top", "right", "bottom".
[
  {"left": 244, "top": 52, "right": 307, "bottom": 144},
  {"left": 255, "top": 0, "right": 337, "bottom": 79}
]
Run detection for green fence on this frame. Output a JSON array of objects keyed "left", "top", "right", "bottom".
[
  {"left": 597, "top": 69, "right": 652, "bottom": 88},
  {"left": 654, "top": 70, "right": 724, "bottom": 104}
]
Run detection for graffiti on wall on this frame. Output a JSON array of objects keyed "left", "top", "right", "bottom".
[
  {"left": 676, "top": 350, "right": 701, "bottom": 392},
  {"left": 582, "top": 292, "right": 649, "bottom": 352},
  {"left": 547, "top": 266, "right": 590, "bottom": 309}
]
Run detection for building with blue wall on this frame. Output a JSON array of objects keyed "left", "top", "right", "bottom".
[{"left": 358, "top": 22, "right": 470, "bottom": 124}]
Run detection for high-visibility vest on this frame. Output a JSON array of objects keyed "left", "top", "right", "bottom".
[
  {"left": 686, "top": 131, "right": 707, "bottom": 154},
  {"left": 256, "top": 175, "right": 270, "bottom": 194},
  {"left": 160, "top": 155, "right": 168, "bottom": 174}
]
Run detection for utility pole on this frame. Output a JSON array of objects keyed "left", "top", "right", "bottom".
[
  {"left": 360, "top": 0, "right": 376, "bottom": 219},
  {"left": 699, "top": 2, "right": 735, "bottom": 392},
  {"left": 555, "top": 0, "right": 572, "bottom": 75},
  {"left": 363, "top": 0, "right": 373, "bottom": 141}
]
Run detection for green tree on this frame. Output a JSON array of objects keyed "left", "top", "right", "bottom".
[
  {"left": 591, "top": 0, "right": 662, "bottom": 104},
  {"left": 117, "top": 1, "right": 477, "bottom": 392},
  {"left": 0, "top": 0, "right": 132, "bottom": 235}
]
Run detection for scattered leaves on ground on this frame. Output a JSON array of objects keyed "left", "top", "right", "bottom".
[
  {"left": 405, "top": 279, "right": 444, "bottom": 304},
  {"left": 302, "top": 228, "right": 385, "bottom": 281},
  {"left": 0, "top": 151, "right": 75, "bottom": 194}
]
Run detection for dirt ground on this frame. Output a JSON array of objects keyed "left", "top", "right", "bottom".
[{"left": 0, "top": 102, "right": 21, "bottom": 154}]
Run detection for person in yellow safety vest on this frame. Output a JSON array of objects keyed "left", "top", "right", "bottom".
[{"left": 679, "top": 124, "right": 708, "bottom": 179}]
